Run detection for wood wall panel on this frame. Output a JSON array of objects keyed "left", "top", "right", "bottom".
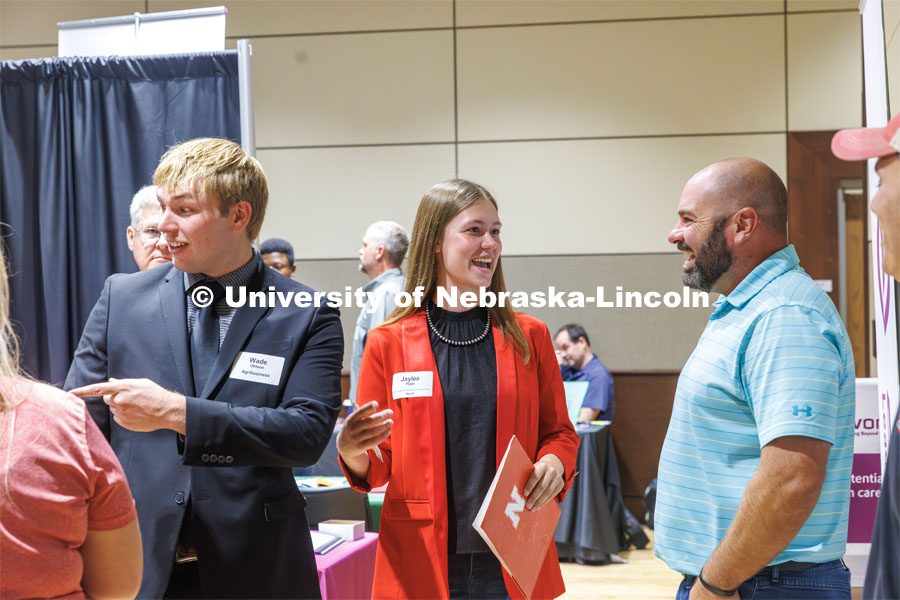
[
  {"left": 787, "top": 132, "right": 869, "bottom": 376},
  {"left": 456, "top": 0, "right": 783, "bottom": 27},
  {"left": 610, "top": 372, "right": 678, "bottom": 521},
  {"left": 457, "top": 17, "right": 785, "bottom": 141},
  {"left": 787, "top": 12, "right": 862, "bottom": 131},
  {"left": 787, "top": 132, "right": 865, "bottom": 305}
]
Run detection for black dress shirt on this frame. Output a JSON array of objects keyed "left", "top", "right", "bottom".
[{"left": 427, "top": 302, "right": 497, "bottom": 554}]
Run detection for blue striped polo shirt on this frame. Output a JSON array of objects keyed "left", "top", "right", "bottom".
[{"left": 654, "top": 245, "right": 855, "bottom": 575}]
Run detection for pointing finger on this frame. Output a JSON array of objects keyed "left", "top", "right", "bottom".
[{"left": 70, "top": 381, "right": 122, "bottom": 397}]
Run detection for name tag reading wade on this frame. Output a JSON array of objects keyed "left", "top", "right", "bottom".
[
  {"left": 229, "top": 352, "right": 285, "bottom": 386},
  {"left": 392, "top": 371, "right": 433, "bottom": 399}
]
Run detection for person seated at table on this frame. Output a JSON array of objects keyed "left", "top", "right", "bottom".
[
  {"left": 0, "top": 244, "right": 143, "bottom": 599},
  {"left": 336, "top": 178, "right": 579, "bottom": 599},
  {"left": 554, "top": 323, "right": 614, "bottom": 422}
]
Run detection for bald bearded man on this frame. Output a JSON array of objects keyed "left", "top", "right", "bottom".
[{"left": 656, "top": 158, "right": 855, "bottom": 600}]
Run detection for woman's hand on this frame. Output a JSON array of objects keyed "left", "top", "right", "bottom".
[
  {"left": 523, "top": 453, "right": 565, "bottom": 511},
  {"left": 336, "top": 401, "right": 393, "bottom": 478}
]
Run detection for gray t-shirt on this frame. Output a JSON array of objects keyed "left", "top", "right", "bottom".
[{"left": 349, "top": 268, "right": 405, "bottom": 404}]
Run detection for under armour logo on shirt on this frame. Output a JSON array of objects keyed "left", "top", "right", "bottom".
[{"left": 792, "top": 405, "right": 813, "bottom": 417}]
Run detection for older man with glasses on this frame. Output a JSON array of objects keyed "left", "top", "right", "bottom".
[{"left": 126, "top": 185, "right": 172, "bottom": 271}]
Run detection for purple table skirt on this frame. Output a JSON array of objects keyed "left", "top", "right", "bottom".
[{"left": 315, "top": 531, "right": 378, "bottom": 600}]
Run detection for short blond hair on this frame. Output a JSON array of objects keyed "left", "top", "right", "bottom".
[{"left": 153, "top": 138, "right": 268, "bottom": 239}]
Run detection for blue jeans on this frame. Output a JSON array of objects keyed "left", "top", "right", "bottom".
[
  {"left": 676, "top": 560, "right": 851, "bottom": 600},
  {"left": 448, "top": 552, "right": 508, "bottom": 599}
]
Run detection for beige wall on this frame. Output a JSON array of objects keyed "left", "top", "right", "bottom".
[{"left": 0, "top": 0, "right": 866, "bottom": 370}]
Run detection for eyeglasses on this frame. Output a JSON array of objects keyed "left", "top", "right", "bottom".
[{"left": 134, "top": 227, "right": 161, "bottom": 244}]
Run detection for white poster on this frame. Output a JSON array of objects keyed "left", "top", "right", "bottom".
[{"left": 58, "top": 7, "right": 226, "bottom": 57}]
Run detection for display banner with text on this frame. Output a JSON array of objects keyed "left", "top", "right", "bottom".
[{"left": 845, "top": 379, "right": 882, "bottom": 585}]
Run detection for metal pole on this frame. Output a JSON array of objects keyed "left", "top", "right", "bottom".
[
  {"left": 237, "top": 39, "right": 256, "bottom": 156},
  {"left": 58, "top": 6, "right": 227, "bottom": 30}
]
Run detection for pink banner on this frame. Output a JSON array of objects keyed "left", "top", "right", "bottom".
[{"left": 848, "top": 453, "right": 882, "bottom": 543}]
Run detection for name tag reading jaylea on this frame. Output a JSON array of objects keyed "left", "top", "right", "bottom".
[
  {"left": 229, "top": 352, "right": 285, "bottom": 386},
  {"left": 392, "top": 371, "right": 433, "bottom": 399}
]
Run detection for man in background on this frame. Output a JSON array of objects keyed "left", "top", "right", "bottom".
[
  {"left": 126, "top": 185, "right": 171, "bottom": 271},
  {"left": 554, "top": 323, "right": 614, "bottom": 422},
  {"left": 656, "top": 158, "right": 855, "bottom": 599},
  {"left": 349, "top": 220, "right": 408, "bottom": 405},
  {"left": 260, "top": 237, "right": 296, "bottom": 278},
  {"left": 833, "top": 112, "right": 900, "bottom": 600}
]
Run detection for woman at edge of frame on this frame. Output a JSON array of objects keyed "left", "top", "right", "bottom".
[{"left": 336, "top": 178, "right": 580, "bottom": 599}]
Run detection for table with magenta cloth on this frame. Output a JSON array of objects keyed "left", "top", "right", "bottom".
[
  {"left": 554, "top": 423, "right": 628, "bottom": 564},
  {"left": 314, "top": 531, "right": 379, "bottom": 600}
]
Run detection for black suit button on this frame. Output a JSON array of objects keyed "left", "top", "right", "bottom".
[
  {"left": 225, "top": 456, "right": 233, "bottom": 464},
  {"left": 201, "top": 453, "right": 210, "bottom": 463},
  {"left": 174, "top": 492, "right": 186, "bottom": 505}
]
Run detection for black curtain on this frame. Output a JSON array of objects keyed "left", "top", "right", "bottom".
[{"left": 0, "top": 52, "right": 241, "bottom": 385}]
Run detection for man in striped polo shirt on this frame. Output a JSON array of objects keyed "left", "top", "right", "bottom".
[{"left": 656, "top": 158, "right": 855, "bottom": 599}]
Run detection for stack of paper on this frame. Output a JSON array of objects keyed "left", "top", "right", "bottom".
[{"left": 309, "top": 530, "right": 342, "bottom": 554}]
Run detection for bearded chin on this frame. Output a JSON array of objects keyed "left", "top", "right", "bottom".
[
  {"left": 682, "top": 267, "right": 710, "bottom": 292},
  {"left": 683, "top": 222, "right": 733, "bottom": 292},
  {"left": 683, "top": 269, "right": 712, "bottom": 292}
]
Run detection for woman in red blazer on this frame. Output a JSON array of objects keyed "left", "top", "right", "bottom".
[{"left": 338, "top": 179, "right": 579, "bottom": 599}]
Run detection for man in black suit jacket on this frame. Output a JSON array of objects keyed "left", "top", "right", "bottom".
[{"left": 67, "top": 138, "right": 343, "bottom": 599}]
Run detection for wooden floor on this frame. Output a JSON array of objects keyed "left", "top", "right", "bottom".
[{"left": 559, "top": 530, "right": 683, "bottom": 600}]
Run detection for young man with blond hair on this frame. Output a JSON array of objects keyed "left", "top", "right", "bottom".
[{"left": 66, "top": 138, "right": 343, "bottom": 598}]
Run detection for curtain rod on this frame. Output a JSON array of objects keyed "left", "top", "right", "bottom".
[{"left": 58, "top": 6, "right": 226, "bottom": 31}]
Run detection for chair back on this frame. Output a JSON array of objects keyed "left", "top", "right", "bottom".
[{"left": 302, "top": 485, "right": 373, "bottom": 531}]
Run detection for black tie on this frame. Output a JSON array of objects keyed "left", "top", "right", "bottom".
[{"left": 190, "top": 279, "right": 225, "bottom": 396}]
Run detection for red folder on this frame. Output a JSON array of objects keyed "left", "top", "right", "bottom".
[{"left": 473, "top": 435, "right": 561, "bottom": 599}]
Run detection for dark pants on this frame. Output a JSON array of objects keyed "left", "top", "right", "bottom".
[
  {"left": 165, "top": 561, "right": 203, "bottom": 599},
  {"left": 448, "top": 552, "right": 508, "bottom": 599},
  {"left": 677, "top": 560, "right": 851, "bottom": 600}
]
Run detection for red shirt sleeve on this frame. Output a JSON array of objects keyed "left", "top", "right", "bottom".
[{"left": 82, "top": 405, "right": 137, "bottom": 531}]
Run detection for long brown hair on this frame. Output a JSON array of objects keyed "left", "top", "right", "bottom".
[
  {"left": 0, "top": 241, "right": 27, "bottom": 503},
  {"left": 383, "top": 179, "right": 531, "bottom": 364},
  {"left": 0, "top": 241, "right": 22, "bottom": 409}
]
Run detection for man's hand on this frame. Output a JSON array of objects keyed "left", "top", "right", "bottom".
[
  {"left": 689, "top": 577, "right": 739, "bottom": 600},
  {"left": 70, "top": 378, "right": 186, "bottom": 434},
  {"left": 524, "top": 453, "right": 565, "bottom": 511}
]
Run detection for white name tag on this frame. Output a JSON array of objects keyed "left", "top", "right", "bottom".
[
  {"left": 229, "top": 352, "right": 285, "bottom": 386},
  {"left": 392, "top": 371, "right": 433, "bottom": 399}
]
